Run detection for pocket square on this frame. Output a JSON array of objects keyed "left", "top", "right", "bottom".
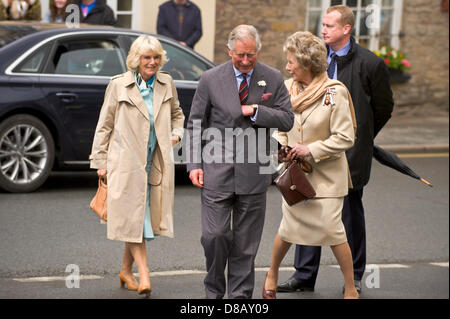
[{"left": 261, "top": 93, "right": 272, "bottom": 102}]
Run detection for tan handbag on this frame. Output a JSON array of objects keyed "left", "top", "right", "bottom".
[
  {"left": 274, "top": 159, "right": 316, "bottom": 206},
  {"left": 89, "top": 177, "right": 107, "bottom": 222}
]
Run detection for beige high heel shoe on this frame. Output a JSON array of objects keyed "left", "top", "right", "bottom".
[
  {"left": 137, "top": 270, "right": 152, "bottom": 297},
  {"left": 119, "top": 271, "right": 139, "bottom": 291}
]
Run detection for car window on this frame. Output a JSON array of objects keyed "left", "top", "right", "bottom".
[
  {"left": 52, "top": 40, "right": 127, "bottom": 77},
  {"left": 13, "top": 43, "right": 51, "bottom": 73},
  {"left": 126, "top": 35, "right": 209, "bottom": 81},
  {"left": 161, "top": 42, "right": 209, "bottom": 81}
]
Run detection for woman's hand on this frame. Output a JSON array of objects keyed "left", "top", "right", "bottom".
[
  {"left": 287, "top": 144, "right": 311, "bottom": 161},
  {"left": 97, "top": 169, "right": 107, "bottom": 178}
]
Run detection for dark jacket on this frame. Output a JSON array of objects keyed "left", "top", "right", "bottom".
[
  {"left": 73, "top": 0, "right": 117, "bottom": 26},
  {"left": 332, "top": 37, "right": 394, "bottom": 189},
  {"left": 157, "top": 0, "right": 202, "bottom": 48}
]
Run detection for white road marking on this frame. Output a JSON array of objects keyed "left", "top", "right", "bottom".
[
  {"left": 11, "top": 262, "right": 448, "bottom": 283},
  {"left": 429, "top": 262, "right": 449, "bottom": 268},
  {"left": 13, "top": 275, "right": 103, "bottom": 283}
]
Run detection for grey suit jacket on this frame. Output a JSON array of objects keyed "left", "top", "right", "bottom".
[{"left": 186, "top": 61, "right": 294, "bottom": 194}]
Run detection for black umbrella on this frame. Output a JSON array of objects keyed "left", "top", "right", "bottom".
[{"left": 373, "top": 145, "right": 433, "bottom": 187}]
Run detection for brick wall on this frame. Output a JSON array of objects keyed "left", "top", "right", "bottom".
[{"left": 214, "top": 0, "right": 449, "bottom": 114}]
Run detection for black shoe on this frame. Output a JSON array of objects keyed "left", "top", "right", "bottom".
[
  {"left": 342, "top": 280, "right": 362, "bottom": 294},
  {"left": 277, "top": 277, "right": 315, "bottom": 293}
]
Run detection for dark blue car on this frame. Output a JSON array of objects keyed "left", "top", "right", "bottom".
[{"left": 0, "top": 22, "right": 215, "bottom": 192}]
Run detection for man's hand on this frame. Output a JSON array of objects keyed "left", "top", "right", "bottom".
[
  {"left": 189, "top": 169, "right": 204, "bottom": 188},
  {"left": 171, "top": 135, "right": 181, "bottom": 146},
  {"left": 241, "top": 104, "right": 255, "bottom": 117}
]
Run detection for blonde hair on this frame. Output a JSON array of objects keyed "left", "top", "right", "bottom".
[
  {"left": 283, "top": 31, "right": 328, "bottom": 76},
  {"left": 327, "top": 5, "right": 355, "bottom": 30},
  {"left": 126, "top": 35, "right": 168, "bottom": 72}
]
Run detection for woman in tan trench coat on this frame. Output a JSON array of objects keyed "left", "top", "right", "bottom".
[
  {"left": 89, "top": 35, "right": 184, "bottom": 297},
  {"left": 262, "top": 31, "right": 359, "bottom": 299}
]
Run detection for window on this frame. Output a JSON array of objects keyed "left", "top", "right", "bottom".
[
  {"left": 107, "top": 0, "right": 140, "bottom": 29},
  {"left": 306, "top": 0, "right": 404, "bottom": 50},
  {"left": 13, "top": 43, "right": 51, "bottom": 73},
  {"left": 52, "top": 40, "right": 126, "bottom": 77}
]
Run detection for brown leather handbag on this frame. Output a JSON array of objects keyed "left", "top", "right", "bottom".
[
  {"left": 274, "top": 159, "right": 316, "bottom": 206},
  {"left": 89, "top": 177, "right": 107, "bottom": 222}
]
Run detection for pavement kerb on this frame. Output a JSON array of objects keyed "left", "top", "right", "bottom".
[{"left": 378, "top": 144, "right": 449, "bottom": 154}]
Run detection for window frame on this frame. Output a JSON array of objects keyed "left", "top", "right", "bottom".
[
  {"left": 106, "top": 0, "right": 141, "bottom": 29},
  {"left": 306, "top": 0, "right": 404, "bottom": 51}
]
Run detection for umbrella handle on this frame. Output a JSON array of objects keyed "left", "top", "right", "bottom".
[{"left": 420, "top": 178, "right": 433, "bottom": 187}]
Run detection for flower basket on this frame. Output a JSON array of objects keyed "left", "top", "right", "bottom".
[{"left": 374, "top": 46, "right": 411, "bottom": 83}]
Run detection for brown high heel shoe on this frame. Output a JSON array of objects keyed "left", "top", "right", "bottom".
[
  {"left": 262, "top": 273, "right": 276, "bottom": 299},
  {"left": 119, "top": 271, "right": 139, "bottom": 291}
]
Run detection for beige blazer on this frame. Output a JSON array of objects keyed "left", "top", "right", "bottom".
[
  {"left": 89, "top": 71, "right": 184, "bottom": 242},
  {"left": 275, "top": 81, "right": 355, "bottom": 198}
]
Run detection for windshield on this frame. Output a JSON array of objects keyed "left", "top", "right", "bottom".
[{"left": 0, "top": 24, "right": 40, "bottom": 48}]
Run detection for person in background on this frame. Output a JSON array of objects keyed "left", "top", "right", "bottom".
[
  {"left": 0, "top": 0, "right": 41, "bottom": 20},
  {"left": 72, "top": 0, "right": 116, "bottom": 26},
  {"left": 89, "top": 35, "right": 184, "bottom": 298},
  {"left": 277, "top": 4, "right": 394, "bottom": 295},
  {"left": 157, "top": 0, "right": 202, "bottom": 49},
  {"left": 43, "top": 0, "right": 71, "bottom": 23}
]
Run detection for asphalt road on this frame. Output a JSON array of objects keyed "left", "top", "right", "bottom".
[{"left": 0, "top": 155, "right": 448, "bottom": 300}]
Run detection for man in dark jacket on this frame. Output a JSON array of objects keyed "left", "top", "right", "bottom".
[
  {"left": 277, "top": 5, "right": 394, "bottom": 294},
  {"left": 157, "top": 0, "right": 202, "bottom": 49},
  {"left": 73, "top": 0, "right": 117, "bottom": 26}
]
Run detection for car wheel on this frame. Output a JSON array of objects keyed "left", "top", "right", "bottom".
[{"left": 0, "top": 115, "right": 55, "bottom": 193}]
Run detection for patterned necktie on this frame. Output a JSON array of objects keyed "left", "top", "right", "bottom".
[
  {"left": 327, "top": 53, "right": 337, "bottom": 79},
  {"left": 239, "top": 73, "right": 249, "bottom": 104}
]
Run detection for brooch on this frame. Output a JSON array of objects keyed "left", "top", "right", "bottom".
[{"left": 322, "top": 87, "right": 336, "bottom": 106}]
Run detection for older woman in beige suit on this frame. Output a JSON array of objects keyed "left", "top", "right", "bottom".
[
  {"left": 263, "top": 31, "right": 359, "bottom": 299},
  {"left": 90, "top": 35, "right": 184, "bottom": 297}
]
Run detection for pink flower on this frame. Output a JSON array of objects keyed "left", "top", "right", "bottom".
[
  {"left": 384, "top": 58, "right": 390, "bottom": 65},
  {"left": 401, "top": 59, "right": 411, "bottom": 68}
]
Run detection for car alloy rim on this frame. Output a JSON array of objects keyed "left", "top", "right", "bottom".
[{"left": 0, "top": 124, "right": 48, "bottom": 185}]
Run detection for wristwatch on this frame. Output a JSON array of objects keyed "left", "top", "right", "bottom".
[{"left": 251, "top": 104, "right": 258, "bottom": 116}]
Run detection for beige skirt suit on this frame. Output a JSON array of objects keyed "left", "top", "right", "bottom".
[{"left": 275, "top": 79, "right": 355, "bottom": 246}]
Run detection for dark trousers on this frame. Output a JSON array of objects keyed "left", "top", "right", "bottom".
[
  {"left": 201, "top": 188, "right": 266, "bottom": 299},
  {"left": 292, "top": 189, "right": 366, "bottom": 285}
]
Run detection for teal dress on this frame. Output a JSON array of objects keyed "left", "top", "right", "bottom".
[{"left": 135, "top": 72, "right": 158, "bottom": 241}]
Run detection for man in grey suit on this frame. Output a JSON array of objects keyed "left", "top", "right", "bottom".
[{"left": 186, "top": 25, "right": 294, "bottom": 299}]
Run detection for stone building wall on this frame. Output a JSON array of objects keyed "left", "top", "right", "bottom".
[
  {"left": 394, "top": 0, "right": 449, "bottom": 114},
  {"left": 214, "top": 0, "right": 306, "bottom": 74},
  {"left": 214, "top": 0, "right": 449, "bottom": 115}
]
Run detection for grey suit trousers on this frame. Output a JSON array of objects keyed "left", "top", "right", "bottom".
[{"left": 201, "top": 188, "right": 266, "bottom": 299}]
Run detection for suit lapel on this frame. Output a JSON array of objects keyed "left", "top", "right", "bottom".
[
  {"left": 125, "top": 80, "right": 150, "bottom": 121},
  {"left": 301, "top": 100, "right": 321, "bottom": 125},
  {"left": 247, "top": 63, "right": 265, "bottom": 105},
  {"left": 153, "top": 74, "right": 168, "bottom": 122}
]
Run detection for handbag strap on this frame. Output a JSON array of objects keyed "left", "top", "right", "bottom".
[{"left": 291, "top": 159, "right": 312, "bottom": 173}]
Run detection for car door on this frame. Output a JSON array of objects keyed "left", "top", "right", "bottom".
[{"left": 39, "top": 34, "right": 127, "bottom": 165}]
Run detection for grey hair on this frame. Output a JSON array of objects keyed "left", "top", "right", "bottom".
[
  {"left": 126, "top": 35, "right": 168, "bottom": 72},
  {"left": 227, "top": 25, "right": 262, "bottom": 52}
]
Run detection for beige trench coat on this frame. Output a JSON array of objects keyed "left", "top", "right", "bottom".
[{"left": 89, "top": 71, "right": 184, "bottom": 242}]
